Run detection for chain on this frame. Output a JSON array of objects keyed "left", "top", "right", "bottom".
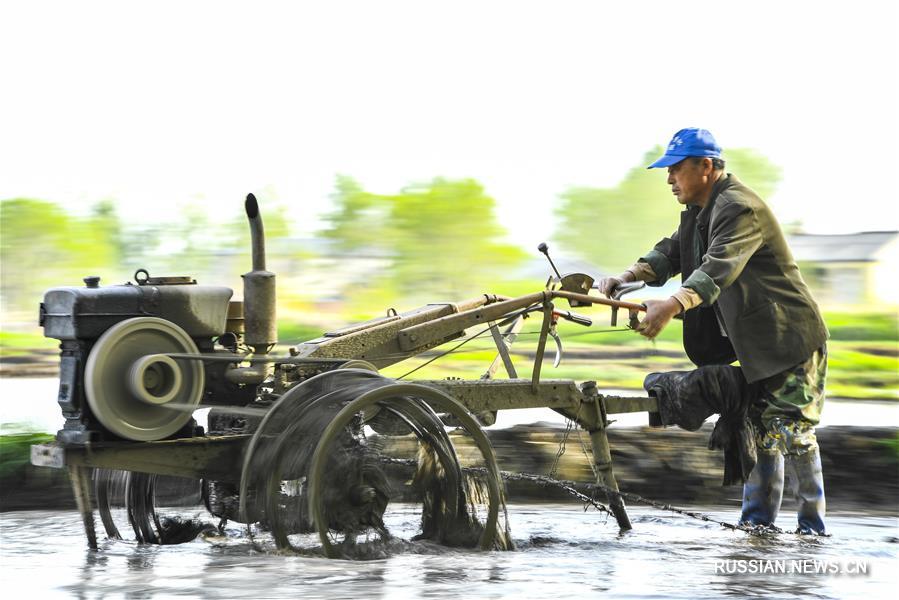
[
  {"left": 378, "top": 404, "right": 759, "bottom": 534},
  {"left": 546, "top": 424, "right": 768, "bottom": 536},
  {"left": 547, "top": 419, "right": 573, "bottom": 479},
  {"left": 550, "top": 400, "right": 604, "bottom": 508},
  {"left": 575, "top": 428, "right": 598, "bottom": 480},
  {"left": 377, "top": 454, "right": 770, "bottom": 536},
  {"left": 376, "top": 456, "right": 612, "bottom": 516},
  {"left": 548, "top": 400, "right": 583, "bottom": 479},
  {"left": 486, "top": 469, "right": 613, "bottom": 517},
  {"left": 582, "top": 479, "right": 774, "bottom": 536}
]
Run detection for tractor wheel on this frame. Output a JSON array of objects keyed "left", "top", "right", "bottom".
[{"left": 239, "top": 370, "right": 509, "bottom": 558}]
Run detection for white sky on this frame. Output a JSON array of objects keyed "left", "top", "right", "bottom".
[{"left": 1, "top": 1, "right": 897, "bottom": 247}]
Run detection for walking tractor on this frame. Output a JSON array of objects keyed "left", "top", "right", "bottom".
[{"left": 31, "top": 195, "right": 662, "bottom": 558}]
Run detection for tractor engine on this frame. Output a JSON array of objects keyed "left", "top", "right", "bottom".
[{"left": 38, "top": 195, "right": 274, "bottom": 444}]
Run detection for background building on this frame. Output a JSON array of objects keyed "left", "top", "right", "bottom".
[{"left": 789, "top": 231, "right": 899, "bottom": 308}]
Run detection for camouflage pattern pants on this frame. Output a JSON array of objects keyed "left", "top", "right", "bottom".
[{"left": 754, "top": 345, "right": 828, "bottom": 456}]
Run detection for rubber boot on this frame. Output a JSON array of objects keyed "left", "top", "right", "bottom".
[
  {"left": 739, "top": 449, "right": 784, "bottom": 527},
  {"left": 785, "top": 449, "right": 827, "bottom": 535}
]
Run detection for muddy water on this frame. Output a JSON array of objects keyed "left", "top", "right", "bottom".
[
  {"left": 3, "top": 378, "right": 897, "bottom": 597},
  {"left": 1, "top": 506, "right": 896, "bottom": 599}
]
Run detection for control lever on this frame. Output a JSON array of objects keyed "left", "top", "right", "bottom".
[
  {"left": 537, "top": 242, "right": 563, "bottom": 281},
  {"left": 604, "top": 280, "right": 646, "bottom": 326}
]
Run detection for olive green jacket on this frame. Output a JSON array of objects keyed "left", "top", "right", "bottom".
[{"left": 640, "top": 174, "right": 828, "bottom": 383}]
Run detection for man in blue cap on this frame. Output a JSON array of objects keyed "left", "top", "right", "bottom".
[{"left": 598, "top": 128, "right": 829, "bottom": 534}]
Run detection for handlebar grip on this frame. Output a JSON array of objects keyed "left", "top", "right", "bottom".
[
  {"left": 612, "top": 280, "right": 646, "bottom": 300},
  {"left": 554, "top": 309, "right": 592, "bottom": 327}
]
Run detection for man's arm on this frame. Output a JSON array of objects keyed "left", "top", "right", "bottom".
[
  {"left": 640, "top": 228, "right": 682, "bottom": 287},
  {"left": 597, "top": 228, "right": 682, "bottom": 297},
  {"left": 596, "top": 261, "right": 657, "bottom": 297},
  {"left": 636, "top": 289, "right": 700, "bottom": 339},
  {"left": 637, "top": 200, "right": 764, "bottom": 339},
  {"left": 680, "top": 200, "right": 764, "bottom": 306}
]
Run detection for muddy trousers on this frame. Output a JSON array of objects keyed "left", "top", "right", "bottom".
[
  {"left": 786, "top": 448, "right": 827, "bottom": 535},
  {"left": 739, "top": 447, "right": 826, "bottom": 535},
  {"left": 740, "top": 449, "right": 784, "bottom": 526}
]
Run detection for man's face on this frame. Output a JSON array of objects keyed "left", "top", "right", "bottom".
[{"left": 666, "top": 158, "right": 712, "bottom": 206}]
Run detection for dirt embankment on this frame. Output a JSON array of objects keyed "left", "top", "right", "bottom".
[
  {"left": 490, "top": 424, "right": 899, "bottom": 511},
  {"left": 2, "top": 425, "right": 896, "bottom": 513},
  {"left": 0, "top": 349, "right": 58, "bottom": 378}
]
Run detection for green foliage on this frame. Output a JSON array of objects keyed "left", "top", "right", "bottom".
[
  {"left": 320, "top": 177, "right": 526, "bottom": 304},
  {"left": 382, "top": 336, "right": 896, "bottom": 399},
  {"left": 554, "top": 147, "right": 782, "bottom": 272},
  {"left": 824, "top": 312, "right": 899, "bottom": 341},
  {"left": 554, "top": 148, "right": 679, "bottom": 271},
  {"left": 0, "top": 427, "right": 53, "bottom": 478},
  {"left": 724, "top": 148, "right": 783, "bottom": 202},
  {"left": 825, "top": 341, "right": 899, "bottom": 399},
  {"left": 388, "top": 178, "right": 526, "bottom": 298},
  {"left": 828, "top": 347, "right": 897, "bottom": 373},
  {"left": 0, "top": 330, "right": 55, "bottom": 353},
  {"left": 1, "top": 198, "right": 125, "bottom": 314},
  {"left": 322, "top": 176, "right": 392, "bottom": 254},
  {"left": 277, "top": 322, "right": 326, "bottom": 345},
  {"left": 875, "top": 434, "right": 899, "bottom": 460},
  {"left": 0, "top": 194, "right": 297, "bottom": 317},
  {"left": 1, "top": 199, "right": 74, "bottom": 311}
]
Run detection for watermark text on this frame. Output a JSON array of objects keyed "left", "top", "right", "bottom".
[{"left": 714, "top": 559, "right": 870, "bottom": 576}]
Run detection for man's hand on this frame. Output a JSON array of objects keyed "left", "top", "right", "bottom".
[
  {"left": 597, "top": 272, "right": 635, "bottom": 298},
  {"left": 636, "top": 298, "right": 683, "bottom": 339}
]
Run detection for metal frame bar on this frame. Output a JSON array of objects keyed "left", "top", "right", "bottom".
[
  {"left": 33, "top": 435, "right": 248, "bottom": 481},
  {"left": 531, "top": 301, "right": 554, "bottom": 392},
  {"left": 486, "top": 319, "right": 519, "bottom": 379}
]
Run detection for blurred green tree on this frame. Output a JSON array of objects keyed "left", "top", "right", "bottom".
[
  {"left": 555, "top": 147, "right": 782, "bottom": 272},
  {"left": 0, "top": 194, "right": 300, "bottom": 319},
  {"left": 320, "top": 177, "right": 525, "bottom": 308},
  {"left": 1, "top": 199, "right": 123, "bottom": 314},
  {"left": 322, "top": 176, "right": 392, "bottom": 255},
  {"left": 68, "top": 200, "right": 125, "bottom": 273},
  {"left": 388, "top": 178, "right": 526, "bottom": 299},
  {"left": 1, "top": 199, "right": 71, "bottom": 313}
]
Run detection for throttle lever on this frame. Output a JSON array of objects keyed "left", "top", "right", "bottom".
[
  {"left": 612, "top": 281, "right": 646, "bottom": 298},
  {"left": 606, "top": 281, "right": 646, "bottom": 326}
]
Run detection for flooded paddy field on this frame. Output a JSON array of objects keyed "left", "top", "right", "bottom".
[
  {"left": 1, "top": 505, "right": 897, "bottom": 599},
  {"left": 2, "top": 378, "right": 897, "bottom": 598}
]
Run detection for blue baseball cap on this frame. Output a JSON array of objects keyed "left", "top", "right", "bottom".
[{"left": 647, "top": 128, "right": 721, "bottom": 169}]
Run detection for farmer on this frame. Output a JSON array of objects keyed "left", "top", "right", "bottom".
[{"left": 598, "top": 128, "right": 829, "bottom": 534}]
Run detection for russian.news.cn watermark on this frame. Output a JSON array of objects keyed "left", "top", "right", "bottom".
[{"left": 714, "top": 559, "right": 870, "bottom": 576}]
